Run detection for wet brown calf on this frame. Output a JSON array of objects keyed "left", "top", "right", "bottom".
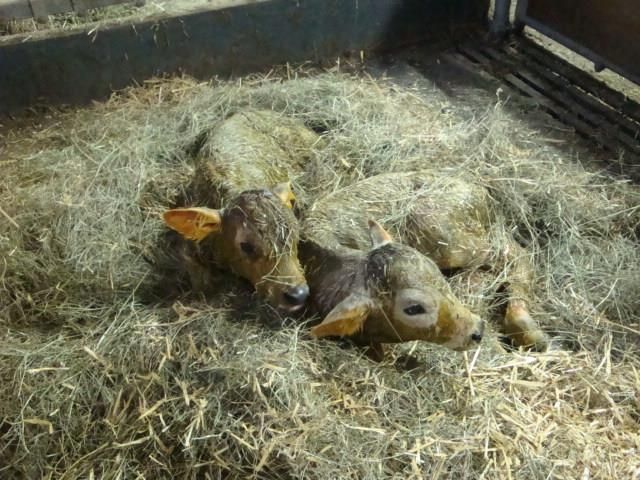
[
  {"left": 162, "top": 110, "right": 319, "bottom": 312},
  {"left": 300, "top": 220, "right": 484, "bottom": 360},
  {"left": 303, "top": 171, "right": 549, "bottom": 350},
  {"left": 164, "top": 184, "right": 308, "bottom": 312}
]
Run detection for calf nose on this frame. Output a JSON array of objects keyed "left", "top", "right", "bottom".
[
  {"left": 283, "top": 284, "right": 309, "bottom": 306},
  {"left": 471, "top": 318, "right": 484, "bottom": 343}
]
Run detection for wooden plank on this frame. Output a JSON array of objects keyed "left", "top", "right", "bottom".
[
  {"left": 503, "top": 73, "right": 609, "bottom": 147},
  {"left": 521, "top": 0, "right": 640, "bottom": 85},
  {"left": 0, "top": 0, "right": 32, "bottom": 20},
  {"left": 512, "top": 68, "right": 640, "bottom": 155},
  {"left": 442, "top": 51, "right": 507, "bottom": 88},
  {"left": 469, "top": 45, "right": 640, "bottom": 156},
  {"left": 500, "top": 71, "right": 640, "bottom": 178},
  {"left": 500, "top": 43, "right": 640, "bottom": 142},
  {"left": 484, "top": 45, "right": 640, "bottom": 152},
  {"left": 458, "top": 40, "right": 640, "bottom": 181},
  {"left": 459, "top": 45, "right": 638, "bottom": 157},
  {"left": 516, "top": 38, "right": 640, "bottom": 125}
]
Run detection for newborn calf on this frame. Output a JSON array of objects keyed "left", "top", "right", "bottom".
[
  {"left": 303, "top": 171, "right": 549, "bottom": 350},
  {"left": 300, "top": 220, "right": 485, "bottom": 360},
  {"left": 164, "top": 184, "right": 308, "bottom": 312},
  {"left": 162, "top": 110, "right": 320, "bottom": 312}
]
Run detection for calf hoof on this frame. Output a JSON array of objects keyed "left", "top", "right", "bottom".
[
  {"left": 517, "top": 330, "right": 550, "bottom": 352},
  {"left": 500, "top": 331, "right": 550, "bottom": 352},
  {"left": 504, "top": 304, "right": 550, "bottom": 352}
]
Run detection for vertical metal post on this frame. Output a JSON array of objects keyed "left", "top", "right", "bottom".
[
  {"left": 513, "top": 0, "right": 528, "bottom": 32},
  {"left": 490, "top": 0, "right": 512, "bottom": 36}
]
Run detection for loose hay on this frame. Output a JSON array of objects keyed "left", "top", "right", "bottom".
[{"left": 1, "top": 67, "right": 639, "bottom": 479}]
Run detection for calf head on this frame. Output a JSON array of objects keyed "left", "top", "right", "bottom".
[
  {"left": 311, "top": 220, "right": 484, "bottom": 351},
  {"left": 163, "top": 183, "right": 308, "bottom": 313}
]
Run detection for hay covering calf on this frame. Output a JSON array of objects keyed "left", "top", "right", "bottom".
[
  {"left": 189, "top": 109, "right": 320, "bottom": 206},
  {"left": 303, "top": 171, "right": 549, "bottom": 350},
  {"left": 163, "top": 110, "right": 320, "bottom": 312},
  {"left": 299, "top": 220, "right": 485, "bottom": 360}
]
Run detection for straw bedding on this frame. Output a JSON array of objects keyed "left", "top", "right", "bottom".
[{"left": 1, "top": 67, "right": 639, "bottom": 479}]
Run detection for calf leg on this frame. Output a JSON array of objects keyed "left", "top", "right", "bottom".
[
  {"left": 503, "top": 298, "right": 549, "bottom": 350},
  {"left": 430, "top": 236, "right": 549, "bottom": 351},
  {"left": 499, "top": 241, "right": 549, "bottom": 351}
]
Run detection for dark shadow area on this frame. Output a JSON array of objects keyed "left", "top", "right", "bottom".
[{"left": 0, "top": 0, "right": 489, "bottom": 116}]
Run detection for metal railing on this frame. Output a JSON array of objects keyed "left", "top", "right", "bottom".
[{"left": 491, "top": 0, "right": 640, "bottom": 86}]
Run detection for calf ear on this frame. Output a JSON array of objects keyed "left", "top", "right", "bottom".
[
  {"left": 368, "top": 219, "right": 393, "bottom": 249},
  {"left": 310, "top": 294, "right": 373, "bottom": 338},
  {"left": 163, "top": 207, "right": 222, "bottom": 241},
  {"left": 272, "top": 182, "right": 296, "bottom": 209}
]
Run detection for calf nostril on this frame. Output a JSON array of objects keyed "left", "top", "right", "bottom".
[
  {"left": 283, "top": 284, "right": 309, "bottom": 306},
  {"left": 471, "top": 332, "right": 483, "bottom": 343}
]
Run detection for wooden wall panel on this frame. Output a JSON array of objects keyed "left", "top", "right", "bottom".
[{"left": 0, "top": 0, "right": 490, "bottom": 114}]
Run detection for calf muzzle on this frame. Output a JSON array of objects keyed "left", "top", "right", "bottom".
[{"left": 282, "top": 283, "right": 310, "bottom": 308}]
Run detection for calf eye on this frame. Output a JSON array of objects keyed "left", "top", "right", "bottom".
[
  {"left": 240, "top": 242, "right": 256, "bottom": 256},
  {"left": 403, "top": 304, "right": 426, "bottom": 316}
]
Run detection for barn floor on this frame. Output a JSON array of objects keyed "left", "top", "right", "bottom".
[
  {"left": 368, "top": 34, "right": 640, "bottom": 183},
  {"left": 1, "top": 32, "right": 639, "bottom": 479}
]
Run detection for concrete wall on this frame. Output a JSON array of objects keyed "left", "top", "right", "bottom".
[{"left": 0, "top": 0, "right": 489, "bottom": 114}]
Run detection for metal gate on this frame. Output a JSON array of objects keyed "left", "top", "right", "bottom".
[{"left": 514, "top": 0, "right": 640, "bottom": 85}]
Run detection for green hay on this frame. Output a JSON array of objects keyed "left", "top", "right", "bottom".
[{"left": 1, "top": 69, "right": 639, "bottom": 479}]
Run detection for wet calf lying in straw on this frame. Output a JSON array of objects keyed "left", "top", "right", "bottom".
[
  {"left": 162, "top": 110, "right": 320, "bottom": 313},
  {"left": 299, "top": 220, "right": 485, "bottom": 361},
  {"left": 303, "top": 171, "right": 549, "bottom": 351}
]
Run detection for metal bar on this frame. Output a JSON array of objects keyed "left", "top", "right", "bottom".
[
  {"left": 514, "top": 0, "right": 640, "bottom": 87},
  {"left": 490, "top": 0, "right": 511, "bottom": 36},
  {"left": 512, "top": 0, "right": 528, "bottom": 31},
  {"left": 519, "top": 15, "right": 640, "bottom": 87}
]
